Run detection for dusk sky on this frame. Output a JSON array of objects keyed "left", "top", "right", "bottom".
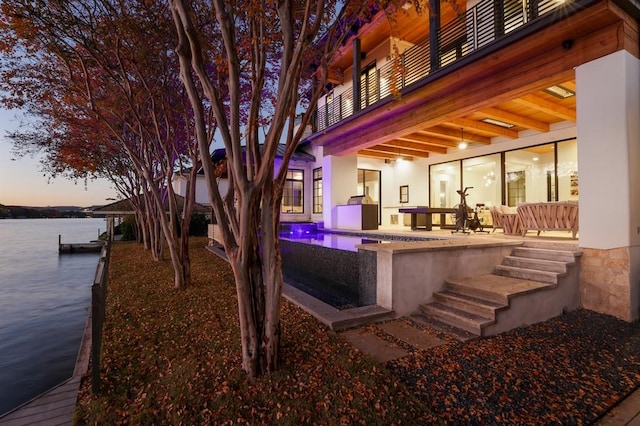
[{"left": 0, "top": 108, "right": 118, "bottom": 207}]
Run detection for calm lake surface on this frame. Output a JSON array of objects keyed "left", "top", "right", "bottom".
[{"left": 0, "top": 218, "right": 104, "bottom": 415}]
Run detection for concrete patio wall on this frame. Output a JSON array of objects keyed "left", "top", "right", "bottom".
[{"left": 366, "top": 239, "right": 521, "bottom": 316}]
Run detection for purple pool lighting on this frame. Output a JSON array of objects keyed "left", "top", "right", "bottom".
[{"left": 280, "top": 232, "right": 385, "bottom": 252}]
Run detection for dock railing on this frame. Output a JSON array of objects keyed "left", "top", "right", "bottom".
[{"left": 91, "top": 241, "right": 111, "bottom": 394}]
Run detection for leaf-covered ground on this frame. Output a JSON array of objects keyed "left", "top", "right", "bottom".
[
  {"left": 74, "top": 238, "right": 436, "bottom": 424},
  {"left": 74, "top": 238, "right": 640, "bottom": 424},
  {"left": 385, "top": 311, "right": 640, "bottom": 424}
]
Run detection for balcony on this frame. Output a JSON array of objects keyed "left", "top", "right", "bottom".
[{"left": 314, "top": 0, "right": 584, "bottom": 133}]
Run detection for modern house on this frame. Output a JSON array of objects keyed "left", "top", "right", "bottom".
[
  {"left": 188, "top": 0, "right": 639, "bottom": 331},
  {"left": 279, "top": 0, "right": 639, "bottom": 324}
]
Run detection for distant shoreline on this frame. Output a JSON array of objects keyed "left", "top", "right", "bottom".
[{"left": 0, "top": 205, "right": 102, "bottom": 219}]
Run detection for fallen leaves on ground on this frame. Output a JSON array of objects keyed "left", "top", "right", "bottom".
[
  {"left": 74, "top": 238, "right": 640, "bottom": 424},
  {"left": 73, "top": 238, "right": 435, "bottom": 424},
  {"left": 387, "top": 310, "right": 640, "bottom": 424}
]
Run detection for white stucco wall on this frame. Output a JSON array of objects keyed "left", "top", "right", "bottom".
[
  {"left": 172, "top": 174, "right": 211, "bottom": 205},
  {"left": 322, "top": 153, "right": 358, "bottom": 228},
  {"left": 576, "top": 50, "right": 640, "bottom": 250}
]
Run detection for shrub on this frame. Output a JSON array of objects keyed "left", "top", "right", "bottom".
[{"left": 189, "top": 213, "right": 208, "bottom": 236}]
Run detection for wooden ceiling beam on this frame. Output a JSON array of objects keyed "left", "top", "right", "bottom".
[
  {"left": 358, "top": 150, "right": 394, "bottom": 159},
  {"left": 327, "top": 68, "right": 344, "bottom": 84},
  {"left": 382, "top": 139, "right": 447, "bottom": 154},
  {"left": 420, "top": 126, "right": 492, "bottom": 144},
  {"left": 398, "top": 133, "right": 458, "bottom": 148},
  {"left": 513, "top": 94, "right": 577, "bottom": 122},
  {"left": 367, "top": 145, "right": 429, "bottom": 158},
  {"left": 448, "top": 117, "right": 519, "bottom": 138},
  {"left": 479, "top": 107, "right": 550, "bottom": 133},
  {"left": 359, "top": 149, "right": 414, "bottom": 161}
]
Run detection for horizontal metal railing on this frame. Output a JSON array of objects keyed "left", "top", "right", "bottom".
[{"left": 314, "top": 0, "right": 569, "bottom": 132}]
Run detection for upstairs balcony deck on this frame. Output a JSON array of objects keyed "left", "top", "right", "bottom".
[{"left": 313, "top": 0, "right": 597, "bottom": 134}]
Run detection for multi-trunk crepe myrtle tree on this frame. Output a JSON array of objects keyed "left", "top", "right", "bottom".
[
  {"left": 168, "top": 0, "right": 375, "bottom": 376},
  {"left": 1, "top": 0, "right": 423, "bottom": 377},
  {"left": 0, "top": 1, "right": 206, "bottom": 289}
]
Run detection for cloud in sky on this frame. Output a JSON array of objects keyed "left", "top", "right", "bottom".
[{"left": 0, "top": 109, "right": 118, "bottom": 207}]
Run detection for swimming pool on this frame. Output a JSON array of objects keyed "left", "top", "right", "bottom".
[{"left": 279, "top": 231, "right": 386, "bottom": 252}]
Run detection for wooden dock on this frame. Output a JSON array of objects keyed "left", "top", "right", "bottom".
[
  {"left": 0, "top": 305, "right": 93, "bottom": 426},
  {"left": 0, "top": 377, "right": 80, "bottom": 426},
  {"left": 58, "top": 235, "right": 104, "bottom": 254}
]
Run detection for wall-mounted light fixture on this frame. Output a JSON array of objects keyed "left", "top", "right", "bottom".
[{"left": 457, "top": 128, "right": 468, "bottom": 150}]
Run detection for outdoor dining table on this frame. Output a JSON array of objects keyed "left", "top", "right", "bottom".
[{"left": 398, "top": 206, "right": 458, "bottom": 231}]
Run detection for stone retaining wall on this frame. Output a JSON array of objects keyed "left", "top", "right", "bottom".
[{"left": 580, "top": 246, "right": 640, "bottom": 322}]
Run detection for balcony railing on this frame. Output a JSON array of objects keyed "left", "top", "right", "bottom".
[{"left": 314, "top": 0, "right": 571, "bottom": 133}]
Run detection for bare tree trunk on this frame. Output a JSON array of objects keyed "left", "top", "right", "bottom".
[
  {"left": 259, "top": 179, "right": 283, "bottom": 372},
  {"left": 179, "top": 166, "right": 199, "bottom": 287},
  {"left": 225, "top": 190, "right": 265, "bottom": 376}
]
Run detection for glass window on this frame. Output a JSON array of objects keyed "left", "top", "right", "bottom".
[
  {"left": 358, "top": 168, "right": 381, "bottom": 224},
  {"left": 429, "top": 161, "right": 461, "bottom": 208},
  {"left": 504, "top": 143, "right": 555, "bottom": 206},
  {"left": 461, "top": 154, "right": 501, "bottom": 208},
  {"left": 400, "top": 185, "right": 409, "bottom": 204},
  {"left": 556, "top": 139, "right": 578, "bottom": 201},
  {"left": 506, "top": 171, "right": 526, "bottom": 206},
  {"left": 313, "top": 168, "right": 323, "bottom": 213},
  {"left": 281, "top": 169, "right": 304, "bottom": 214},
  {"left": 360, "top": 61, "right": 378, "bottom": 109}
]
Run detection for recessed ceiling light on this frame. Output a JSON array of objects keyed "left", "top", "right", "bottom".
[
  {"left": 481, "top": 118, "right": 515, "bottom": 128},
  {"left": 544, "top": 85, "right": 575, "bottom": 99},
  {"left": 533, "top": 157, "right": 539, "bottom": 161}
]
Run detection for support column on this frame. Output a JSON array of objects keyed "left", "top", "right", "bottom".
[
  {"left": 429, "top": 0, "right": 440, "bottom": 72},
  {"left": 576, "top": 50, "right": 640, "bottom": 321},
  {"left": 321, "top": 153, "right": 358, "bottom": 229},
  {"left": 352, "top": 39, "right": 362, "bottom": 113}
]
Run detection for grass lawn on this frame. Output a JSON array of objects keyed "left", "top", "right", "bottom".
[{"left": 74, "top": 237, "right": 436, "bottom": 424}]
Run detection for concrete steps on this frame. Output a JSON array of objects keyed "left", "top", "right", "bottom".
[
  {"left": 419, "top": 302, "right": 496, "bottom": 335},
  {"left": 493, "top": 264, "right": 561, "bottom": 284},
  {"left": 416, "top": 241, "right": 581, "bottom": 340}
]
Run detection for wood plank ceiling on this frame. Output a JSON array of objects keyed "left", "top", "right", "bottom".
[{"left": 358, "top": 79, "right": 576, "bottom": 160}]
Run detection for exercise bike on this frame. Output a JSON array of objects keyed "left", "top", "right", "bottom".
[{"left": 451, "top": 187, "right": 488, "bottom": 234}]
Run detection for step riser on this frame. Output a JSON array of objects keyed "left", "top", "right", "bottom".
[
  {"left": 445, "top": 282, "right": 508, "bottom": 305},
  {"left": 502, "top": 257, "right": 567, "bottom": 274},
  {"left": 420, "top": 305, "right": 482, "bottom": 335},
  {"left": 493, "top": 267, "right": 558, "bottom": 284},
  {"left": 522, "top": 241, "right": 580, "bottom": 251},
  {"left": 433, "top": 293, "right": 498, "bottom": 318},
  {"left": 332, "top": 312, "right": 396, "bottom": 331},
  {"left": 512, "top": 248, "right": 576, "bottom": 263},
  {"left": 411, "top": 314, "right": 477, "bottom": 342}
]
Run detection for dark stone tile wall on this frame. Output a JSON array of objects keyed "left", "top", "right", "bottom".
[
  {"left": 280, "top": 239, "right": 375, "bottom": 308},
  {"left": 358, "top": 249, "right": 377, "bottom": 306}
]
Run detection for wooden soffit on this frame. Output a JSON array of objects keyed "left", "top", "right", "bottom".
[{"left": 329, "top": 0, "right": 467, "bottom": 76}]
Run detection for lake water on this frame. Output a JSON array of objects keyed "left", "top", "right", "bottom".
[{"left": 0, "top": 218, "right": 104, "bottom": 415}]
